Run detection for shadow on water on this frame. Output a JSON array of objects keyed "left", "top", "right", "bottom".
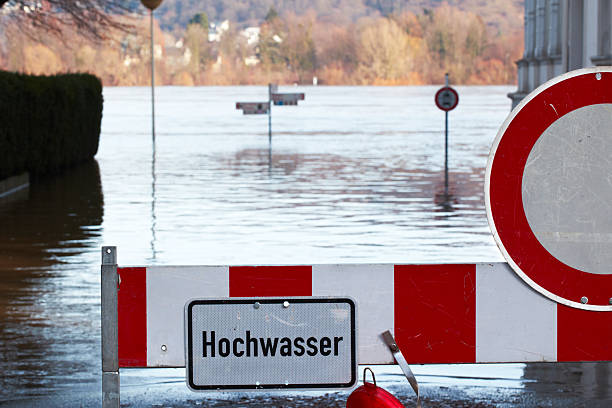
[
  {"left": 222, "top": 148, "right": 487, "bottom": 229},
  {"left": 229, "top": 148, "right": 300, "bottom": 176},
  {"left": 434, "top": 191, "right": 457, "bottom": 214},
  {"left": 523, "top": 362, "right": 612, "bottom": 402},
  {"left": 0, "top": 160, "right": 103, "bottom": 270},
  {"left": 0, "top": 160, "right": 103, "bottom": 398}
]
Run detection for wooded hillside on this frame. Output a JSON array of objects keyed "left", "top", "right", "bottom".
[
  {"left": 155, "top": 0, "right": 522, "bottom": 35},
  {"left": 0, "top": 0, "right": 524, "bottom": 85}
]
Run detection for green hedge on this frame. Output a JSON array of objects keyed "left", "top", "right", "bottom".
[{"left": 0, "top": 71, "right": 102, "bottom": 180}]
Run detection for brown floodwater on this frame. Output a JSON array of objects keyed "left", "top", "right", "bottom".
[
  {"left": 0, "top": 161, "right": 103, "bottom": 397},
  {"left": 1, "top": 86, "right": 611, "bottom": 407}
]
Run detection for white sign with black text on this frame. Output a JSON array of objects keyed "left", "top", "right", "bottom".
[{"left": 185, "top": 298, "right": 357, "bottom": 391}]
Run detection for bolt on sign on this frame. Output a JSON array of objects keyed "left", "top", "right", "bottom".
[
  {"left": 185, "top": 298, "right": 357, "bottom": 390},
  {"left": 486, "top": 67, "right": 612, "bottom": 311}
]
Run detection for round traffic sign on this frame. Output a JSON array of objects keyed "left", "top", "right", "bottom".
[
  {"left": 486, "top": 67, "right": 612, "bottom": 311},
  {"left": 435, "top": 87, "right": 459, "bottom": 111}
]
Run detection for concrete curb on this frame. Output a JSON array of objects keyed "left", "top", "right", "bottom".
[{"left": 0, "top": 173, "right": 29, "bottom": 200}]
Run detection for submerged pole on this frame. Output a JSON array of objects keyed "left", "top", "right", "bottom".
[
  {"left": 444, "top": 73, "right": 449, "bottom": 195},
  {"left": 268, "top": 83, "right": 272, "bottom": 146},
  {"left": 140, "top": 0, "right": 163, "bottom": 260},
  {"left": 140, "top": 0, "right": 163, "bottom": 150},
  {"left": 150, "top": 9, "right": 156, "bottom": 153}
]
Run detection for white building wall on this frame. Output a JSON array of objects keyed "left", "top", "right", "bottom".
[{"left": 509, "top": 0, "right": 610, "bottom": 109}]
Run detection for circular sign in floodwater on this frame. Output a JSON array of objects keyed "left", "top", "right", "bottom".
[
  {"left": 486, "top": 68, "right": 612, "bottom": 311},
  {"left": 435, "top": 87, "right": 459, "bottom": 111}
]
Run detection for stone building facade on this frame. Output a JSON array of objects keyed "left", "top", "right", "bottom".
[{"left": 509, "top": 0, "right": 612, "bottom": 108}]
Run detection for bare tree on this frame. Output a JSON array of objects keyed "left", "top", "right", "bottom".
[{"left": 0, "top": 0, "right": 137, "bottom": 40}]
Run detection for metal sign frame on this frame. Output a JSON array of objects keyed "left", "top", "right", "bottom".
[
  {"left": 485, "top": 67, "right": 612, "bottom": 311},
  {"left": 185, "top": 297, "right": 357, "bottom": 391}
]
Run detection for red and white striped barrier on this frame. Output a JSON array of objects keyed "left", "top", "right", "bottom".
[{"left": 116, "top": 262, "right": 612, "bottom": 368}]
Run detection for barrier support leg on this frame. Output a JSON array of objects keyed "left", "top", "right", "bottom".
[
  {"left": 102, "top": 246, "right": 119, "bottom": 408},
  {"left": 102, "top": 372, "right": 120, "bottom": 406}
]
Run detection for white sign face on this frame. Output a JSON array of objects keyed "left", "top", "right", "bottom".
[
  {"left": 522, "top": 103, "right": 612, "bottom": 275},
  {"left": 185, "top": 298, "right": 357, "bottom": 391}
]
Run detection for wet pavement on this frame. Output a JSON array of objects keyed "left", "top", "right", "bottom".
[{"left": 3, "top": 364, "right": 612, "bottom": 407}]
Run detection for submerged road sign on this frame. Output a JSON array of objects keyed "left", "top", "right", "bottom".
[
  {"left": 185, "top": 298, "right": 357, "bottom": 390},
  {"left": 435, "top": 74, "right": 459, "bottom": 195},
  {"left": 271, "top": 92, "right": 305, "bottom": 106},
  {"left": 435, "top": 86, "right": 458, "bottom": 111},
  {"left": 236, "top": 102, "right": 269, "bottom": 115},
  {"left": 235, "top": 85, "right": 306, "bottom": 143},
  {"left": 486, "top": 67, "right": 612, "bottom": 311}
]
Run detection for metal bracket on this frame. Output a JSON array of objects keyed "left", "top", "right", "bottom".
[{"left": 381, "top": 330, "right": 421, "bottom": 408}]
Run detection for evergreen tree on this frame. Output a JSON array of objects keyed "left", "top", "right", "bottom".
[
  {"left": 189, "top": 12, "right": 209, "bottom": 29},
  {"left": 264, "top": 6, "right": 278, "bottom": 22}
]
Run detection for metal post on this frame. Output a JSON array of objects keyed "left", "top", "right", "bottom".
[
  {"left": 561, "top": 0, "right": 569, "bottom": 72},
  {"left": 444, "top": 73, "right": 449, "bottom": 195},
  {"left": 149, "top": 10, "right": 158, "bottom": 260},
  {"left": 150, "top": 10, "right": 156, "bottom": 155},
  {"left": 101, "top": 247, "right": 119, "bottom": 408},
  {"left": 444, "top": 111, "right": 448, "bottom": 195},
  {"left": 151, "top": 143, "right": 157, "bottom": 260},
  {"left": 268, "top": 83, "right": 272, "bottom": 146},
  {"left": 268, "top": 143, "right": 272, "bottom": 172}
]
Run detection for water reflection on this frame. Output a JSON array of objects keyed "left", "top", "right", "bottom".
[
  {"left": 523, "top": 362, "right": 612, "bottom": 402},
  {"left": 268, "top": 145, "right": 272, "bottom": 175},
  {"left": 151, "top": 138, "right": 158, "bottom": 261},
  {"left": 230, "top": 148, "right": 301, "bottom": 176},
  {"left": 434, "top": 191, "right": 456, "bottom": 214},
  {"left": 0, "top": 160, "right": 103, "bottom": 398}
]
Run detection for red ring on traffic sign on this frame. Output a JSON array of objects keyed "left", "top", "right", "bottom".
[
  {"left": 435, "top": 87, "right": 459, "bottom": 111},
  {"left": 486, "top": 68, "right": 612, "bottom": 311}
]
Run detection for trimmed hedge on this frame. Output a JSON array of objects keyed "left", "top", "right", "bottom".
[{"left": 0, "top": 71, "right": 102, "bottom": 180}]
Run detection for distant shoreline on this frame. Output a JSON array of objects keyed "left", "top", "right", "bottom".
[{"left": 100, "top": 83, "right": 516, "bottom": 87}]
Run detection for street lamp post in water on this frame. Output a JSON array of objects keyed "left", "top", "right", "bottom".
[
  {"left": 140, "top": 0, "right": 163, "bottom": 150},
  {"left": 141, "top": 0, "right": 163, "bottom": 261}
]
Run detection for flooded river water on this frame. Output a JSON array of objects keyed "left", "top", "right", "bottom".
[{"left": 1, "top": 86, "right": 611, "bottom": 407}]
